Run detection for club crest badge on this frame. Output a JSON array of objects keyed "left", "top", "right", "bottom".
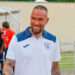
[
  {"left": 44, "top": 42, "right": 51, "bottom": 50},
  {"left": 6, "top": 37, "right": 8, "bottom": 41}
]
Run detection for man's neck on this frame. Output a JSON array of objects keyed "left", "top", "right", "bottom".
[
  {"left": 29, "top": 28, "right": 43, "bottom": 39},
  {"left": 6, "top": 29, "right": 10, "bottom": 32}
]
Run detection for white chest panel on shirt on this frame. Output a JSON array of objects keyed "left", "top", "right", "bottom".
[{"left": 15, "top": 36, "right": 55, "bottom": 75}]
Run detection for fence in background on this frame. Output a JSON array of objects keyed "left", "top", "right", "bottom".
[{"left": 60, "top": 42, "right": 75, "bottom": 75}]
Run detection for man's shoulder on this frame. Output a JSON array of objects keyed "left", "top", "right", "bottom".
[
  {"left": 16, "top": 30, "right": 26, "bottom": 42},
  {"left": 7, "top": 29, "right": 15, "bottom": 34},
  {"left": 10, "top": 29, "right": 15, "bottom": 33},
  {"left": 16, "top": 30, "right": 25, "bottom": 37},
  {"left": 16, "top": 27, "right": 32, "bottom": 42},
  {"left": 43, "top": 30, "right": 56, "bottom": 43}
]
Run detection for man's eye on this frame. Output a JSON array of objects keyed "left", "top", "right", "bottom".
[{"left": 39, "top": 18, "right": 43, "bottom": 21}]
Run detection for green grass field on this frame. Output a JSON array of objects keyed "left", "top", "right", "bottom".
[
  {"left": 59, "top": 51, "right": 75, "bottom": 69},
  {"left": 0, "top": 51, "right": 75, "bottom": 70}
]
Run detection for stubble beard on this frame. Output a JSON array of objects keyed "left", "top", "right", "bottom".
[{"left": 31, "top": 27, "right": 43, "bottom": 35}]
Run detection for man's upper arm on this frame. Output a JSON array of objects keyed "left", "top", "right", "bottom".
[
  {"left": 51, "top": 38, "right": 61, "bottom": 75},
  {"left": 53, "top": 38, "right": 61, "bottom": 62},
  {"left": 6, "top": 35, "right": 17, "bottom": 60},
  {"left": 3, "top": 58, "right": 15, "bottom": 75}
]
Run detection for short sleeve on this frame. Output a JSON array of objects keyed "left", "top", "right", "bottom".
[
  {"left": 52, "top": 38, "right": 61, "bottom": 62},
  {"left": 6, "top": 35, "right": 17, "bottom": 60}
]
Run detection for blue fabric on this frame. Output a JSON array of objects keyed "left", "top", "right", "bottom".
[
  {"left": 0, "top": 53, "right": 3, "bottom": 62},
  {"left": 43, "top": 30, "right": 56, "bottom": 42},
  {"left": 0, "top": 69, "right": 2, "bottom": 75},
  {"left": 16, "top": 27, "right": 56, "bottom": 42},
  {"left": 16, "top": 27, "right": 32, "bottom": 42}
]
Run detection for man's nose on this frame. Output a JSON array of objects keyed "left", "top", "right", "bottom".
[{"left": 34, "top": 20, "right": 39, "bottom": 25}]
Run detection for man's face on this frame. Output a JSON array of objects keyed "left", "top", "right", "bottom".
[
  {"left": 30, "top": 9, "right": 49, "bottom": 35},
  {"left": 2, "top": 26, "right": 5, "bottom": 31}
]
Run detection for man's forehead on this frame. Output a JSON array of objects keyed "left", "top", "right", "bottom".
[
  {"left": 33, "top": 8, "right": 47, "bottom": 13},
  {"left": 32, "top": 9, "right": 47, "bottom": 16}
]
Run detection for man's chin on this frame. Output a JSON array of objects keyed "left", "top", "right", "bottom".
[
  {"left": 31, "top": 28, "right": 42, "bottom": 35},
  {"left": 32, "top": 30, "right": 42, "bottom": 35},
  {"left": 33, "top": 32, "right": 40, "bottom": 35}
]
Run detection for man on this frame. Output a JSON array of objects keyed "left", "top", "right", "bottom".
[
  {"left": 0, "top": 28, "right": 4, "bottom": 69},
  {"left": 3, "top": 5, "right": 61, "bottom": 75},
  {"left": 2, "top": 21, "right": 15, "bottom": 58}
]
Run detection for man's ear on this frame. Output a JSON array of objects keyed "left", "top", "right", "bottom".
[
  {"left": 47, "top": 17, "right": 49, "bottom": 23},
  {"left": 46, "top": 17, "right": 49, "bottom": 25}
]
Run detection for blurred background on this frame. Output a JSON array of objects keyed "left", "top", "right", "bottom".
[{"left": 0, "top": 0, "right": 75, "bottom": 75}]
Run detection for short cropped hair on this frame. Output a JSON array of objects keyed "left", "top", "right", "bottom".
[
  {"left": 33, "top": 5, "right": 48, "bottom": 14},
  {"left": 2, "top": 21, "right": 10, "bottom": 29}
]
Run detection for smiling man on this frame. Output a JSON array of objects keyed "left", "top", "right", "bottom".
[{"left": 3, "top": 5, "right": 61, "bottom": 75}]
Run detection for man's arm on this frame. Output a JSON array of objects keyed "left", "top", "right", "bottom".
[
  {"left": 0, "top": 40, "right": 4, "bottom": 54},
  {"left": 51, "top": 62, "right": 61, "bottom": 75},
  {"left": 0, "top": 34, "right": 5, "bottom": 54},
  {"left": 3, "top": 58, "right": 15, "bottom": 75}
]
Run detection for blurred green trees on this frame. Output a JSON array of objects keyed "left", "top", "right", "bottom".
[
  {"left": 0, "top": 0, "right": 75, "bottom": 2},
  {"left": 47, "top": 0, "right": 75, "bottom": 2}
]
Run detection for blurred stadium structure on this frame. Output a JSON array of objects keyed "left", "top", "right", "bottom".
[
  {"left": 60, "top": 42, "right": 75, "bottom": 75},
  {"left": 0, "top": 5, "right": 75, "bottom": 75},
  {"left": 0, "top": 6, "right": 21, "bottom": 33}
]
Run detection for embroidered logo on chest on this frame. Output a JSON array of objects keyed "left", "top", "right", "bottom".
[
  {"left": 44, "top": 42, "right": 51, "bottom": 50},
  {"left": 23, "top": 44, "right": 30, "bottom": 48}
]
